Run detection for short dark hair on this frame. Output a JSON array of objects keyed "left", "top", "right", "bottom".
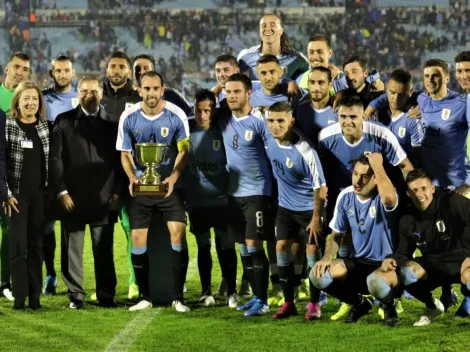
[
  {"left": 226, "top": 73, "right": 252, "bottom": 91},
  {"left": 424, "top": 59, "right": 449, "bottom": 76},
  {"left": 336, "top": 93, "right": 364, "bottom": 110},
  {"left": 310, "top": 66, "right": 332, "bottom": 82},
  {"left": 308, "top": 34, "right": 330, "bottom": 48},
  {"left": 9, "top": 52, "right": 30, "bottom": 63},
  {"left": 78, "top": 74, "right": 104, "bottom": 90},
  {"left": 51, "top": 54, "right": 72, "bottom": 68},
  {"left": 269, "top": 101, "right": 292, "bottom": 114},
  {"left": 343, "top": 55, "right": 368, "bottom": 72},
  {"left": 139, "top": 71, "right": 164, "bottom": 87},
  {"left": 455, "top": 51, "right": 470, "bottom": 63},
  {"left": 256, "top": 54, "right": 280, "bottom": 66},
  {"left": 195, "top": 89, "right": 216, "bottom": 108},
  {"left": 107, "top": 51, "right": 131, "bottom": 69},
  {"left": 352, "top": 156, "right": 371, "bottom": 170},
  {"left": 405, "top": 168, "right": 432, "bottom": 185},
  {"left": 215, "top": 55, "right": 239, "bottom": 68},
  {"left": 389, "top": 68, "right": 412, "bottom": 87},
  {"left": 133, "top": 54, "right": 155, "bottom": 69}
]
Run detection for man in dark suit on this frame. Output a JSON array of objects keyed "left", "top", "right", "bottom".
[
  {"left": 50, "top": 74, "right": 121, "bottom": 309},
  {"left": 0, "top": 110, "right": 7, "bottom": 202}
]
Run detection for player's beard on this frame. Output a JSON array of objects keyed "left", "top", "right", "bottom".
[
  {"left": 310, "top": 91, "right": 327, "bottom": 102},
  {"left": 145, "top": 96, "right": 160, "bottom": 109},
  {"left": 228, "top": 99, "right": 246, "bottom": 113},
  {"left": 110, "top": 74, "right": 127, "bottom": 86},
  {"left": 54, "top": 77, "right": 72, "bottom": 91}
]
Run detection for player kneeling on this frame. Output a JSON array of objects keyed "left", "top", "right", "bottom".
[{"left": 368, "top": 169, "right": 470, "bottom": 326}]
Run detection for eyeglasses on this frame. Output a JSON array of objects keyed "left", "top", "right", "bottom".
[{"left": 78, "top": 90, "right": 100, "bottom": 96}]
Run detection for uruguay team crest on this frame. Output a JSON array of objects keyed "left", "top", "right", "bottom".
[
  {"left": 369, "top": 206, "right": 376, "bottom": 218},
  {"left": 441, "top": 108, "right": 451, "bottom": 120},
  {"left": 436, "top": 220, "right": 446, "bottom": 233},
  {"left": 71, "top": 98, "right": 79, "bottom": 108},
  {"left": 213, "top": 140, "right": 221, "bottom": 151},
  {"left": 286, "top": 157, "right": 293, "bottom": 169},
  {"left": 125, "top": 102, "right": 134, "bottom": 111},
  {"left": 245, "top": 130, "right": 253, "bottom": 141},
  {"left": 161, "top": 127, "right": 169, "bottom": 137},
  {"left": 398, "top": 127, "right": 406, "bottom": 138}
]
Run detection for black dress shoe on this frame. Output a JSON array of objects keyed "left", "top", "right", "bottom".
[
  {"left": 99, "top": 299, "right": 118, "bottom": 308},
  {"left": 14, "top": 299, "right": 26, "bottom": 310},
  {"left": 344, "top": 296, "right": 372, "bottom": 324},
  {"left": 29, "top": 298, "right": 42, "bottom": 310}
]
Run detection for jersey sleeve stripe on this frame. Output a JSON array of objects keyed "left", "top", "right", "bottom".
[
  {"left": 364, "top": 121, "right": 407, "bottom": 166},
  {"left": 165, "top": 101, "right": 190, "bottom": 138},
  {"left": 295, "top": 140, "right": 322, "bottom": 189},
  {"left": 116, "top": 106, "right": 138, "bottom": 151},
  {"left": 328, "top": 186, "right": 354, "bottom": 233}
]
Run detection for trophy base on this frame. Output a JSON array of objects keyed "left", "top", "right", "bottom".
[{"left": 134, "top": 183, "right": 167, "bottom": 196}]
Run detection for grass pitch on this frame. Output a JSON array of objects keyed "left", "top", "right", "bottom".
[{"left": 0, "top": 223, "right": 468, "bottom": 352}]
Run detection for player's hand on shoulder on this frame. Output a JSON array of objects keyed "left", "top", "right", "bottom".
[
  {"left": 407, "top": 105, "right": 421, "bottom": 119},
  {"left": 455, "top": 183, "right": 470, "bottom": 196},
  {"left": 287, "top": 81, "right": 302, "bottom": 105},
  {"left": 371, "top": 79, "right": 385, "bottom": 92},
  {"left": 328, "top": 64, "right": 340, "bottom": 80}
]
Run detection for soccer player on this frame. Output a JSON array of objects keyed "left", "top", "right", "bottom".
[
  {"left": 454, "top": 51, "right": 470, "bottom": 158},
  {"left": 42, "top": 54, "right": 78, "bottom": 295},
  {"left": 310, "top": 153, "right": 400, "bottom": 323},
  {"left": 238, "top": 14, "right": 309, "bottom": 80},
  {"left": 133, "top": 54, "right": 154, "bottom": 83},
  {"left": 250, "top": 55, "right": 291, "bottom": 111},
  {"left": 212, "top": 55, "right": 240, "bottom": 104},
  {"left": 117, "top": 71, "right": 190, "bottom": 312},
  {"left": 368, "top": 169, "right": 470, "bottom": 325},
  {"left": 184, "top": 89, "right": 238, "bottom": 308},
  {"left": 264, "top": 102, "right": 327, "bottom": 320},
  {"left": 217, "top": 73, "right": 274, "bottom": 317},
  {"left": 294, "top": 66, "right": 337, "bottom": 147},
  {"left": 0, "top": 51, "right": 31, "bottom": 302}
]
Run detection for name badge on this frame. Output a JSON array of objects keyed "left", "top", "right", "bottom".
[{"left": 21, "top": 140, "right": 33, "bottom": 149}]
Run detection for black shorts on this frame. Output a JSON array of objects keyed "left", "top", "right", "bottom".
[
  {"left": 275, "top": 206, "right": 312, "bottom": 241},
  {"left": 128, "top": 191, "right": 186, "bottom": 230},
  {"left": 227, "top": 195, "right": 275, "bottom": 242},
  {"left": 342, "top": 257, "right": 382, "bottom": 294},
  {"left": 188, "top": 206, "right": 228, "bottom": 235},
  {"left": 411, "top": 256, "right": 462, "bottom": 290}
]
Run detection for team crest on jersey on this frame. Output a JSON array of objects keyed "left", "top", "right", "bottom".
[
  {"left": 436, "top": 220, "right": 446, "bottom": 233},
  {"left": 245, "top": 130, "right": 253, "bottom": 141},
  {"left": 398, "top": 127, "right": 406, "bottom": 138},
  {"left": 441, "top": 108, "right": 451, "bottom": 120},
  {"left": 125, "top": 102, "right": 134, "bottom": 111},
  {"left": 286, "top": 157, "right": 294, "bottom": 169},
  {"left": 369, "top": 206, "right": 376, "bottom": 218},
  {"left": 71, "top": 98, "right": 79, "bottom": 108},
  {"left": 161, "top": 127, "right": 169, "bottom": 137},
  {"left": 213, "top": 140, "right": 221, "bottom": 151}
]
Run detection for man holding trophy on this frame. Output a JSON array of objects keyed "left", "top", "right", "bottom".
[{"left": 116, "top": 71, "right": 191, "bottom": 312}]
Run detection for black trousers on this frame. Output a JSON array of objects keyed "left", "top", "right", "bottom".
[
  {"left": 7, "top": 190, "right": 45, "bottom": 300},
  {"left": 61, "top": 220, "right": 116, "bottom": 303}
]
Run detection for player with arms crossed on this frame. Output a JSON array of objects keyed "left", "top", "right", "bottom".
[{"left": 116, "top": 71, "right": 190, "bottom": 312}]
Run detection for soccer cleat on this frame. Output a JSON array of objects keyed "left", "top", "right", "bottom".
[
  {"left": 272, "top": 301, "right": 298, "bottom": 319},
  {"left": 172, "top": 300, "right": 190, "bottom": 313},
  {"left": 238, "top": 279, "right": 253, "bottom": 298},
  {"left": 91, "top": 292, "right": 97, "bottom": 301},
  {"left": 319, "top": 291, "right": 328, "bottom": 307},
  {"left": 2, "top": 288, "right": 14, "bottom": 301},
  {"left": 305, "top": 302, "right": 321, "bottom": 320},
  {"left": 378, "top": 299, "right": 404, "bottom": 319},
  {"left": 455, "top": 297, "right": 470, "bottom": 318},
  {"left": 227, "top": 293, "right": 240, "bottom": 309},
  {"left": 267, "top": 290, "right": 283, "bottom": 306},
  {"left": 413, "top": 298, "right": 445, "bottom": 326},
  {"left": 43, "top": 275, "right": 57, "bottom": 295},
  {"left": 244, "top": 299, "right": 269, "bottom": 317},
  {"left": 128, "top": 283, "right": 139, "bottom": 300},
  {"left": 382, "top": 302, "right": 400, "bottom": 327},
  {"left": 236, "top": 296, "right": 258, "bottom": 311},
  {"left": 69, "top": 300, "right": 84, "bottom": 309},
  {"left": 129, "top": 299, "right": 152, "bottom": 311},
  {"left": 440, "top": 290, "right": 459, "bottom": 312},
  {"left": 199, "top": 294, "right": 216, "bottom": 307},
  {"left": 331, "top": 302, "right": 351, "bottom": 321},
  {"left": 217, "top": 278, "right": 228, "bottom": 296},
  {"left": 298, "top": 279, "right": 309, "bottom": 301},
  {"left": 344, "top": 297, "right": 373, "bottom": 323}
]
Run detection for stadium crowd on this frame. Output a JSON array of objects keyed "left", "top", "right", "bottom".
[{"left": 0, "top": 9, "right": 469, "bottom": 329}]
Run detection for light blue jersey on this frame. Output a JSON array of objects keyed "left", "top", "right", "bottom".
[
  {"left": 217, "top": 110, "right": 273, "bottom": 197},
  {"left": 184, "top": 120, "right": 228, "bottom": 209},
  {"left": 238, "top": 45, "right": 309, "bottom": 80},
  {"left": 293, "top": 101, "right": 337, "bottom": 147},
  {"left": 417, "top": 91, "right": 470, "bottom": 188},
  {"left": 330, "top": 186, "right": 399, "bottom": 261},
  {"left": 318, "top": 121, "right": 407, "bottom": 189},
  {"left": 250, "top": 89, "right": 289, "bottom": 109},
  {"left": 266, "top": 134, "right": 325, "bottom": 211},
  {"left": 43, "top": 87, "right": 78, "bottom": 122},
  {"left": 116, "top": 101, "right": 189, "bottom": 180},
  {"left": 376, "top": 110, "right": 423, "bottom": 153}
]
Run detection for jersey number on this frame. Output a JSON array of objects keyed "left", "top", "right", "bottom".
[
  {"left": 256, "top": 211, "right": 264, "bottom": 228},
  {"left": 232, "top": 135, "right": 239, "bottom": 149}
]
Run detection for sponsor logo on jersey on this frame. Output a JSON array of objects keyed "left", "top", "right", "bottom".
[
  {"left": 398, "top": 127, "right": 406, "bottom": 138},
  {"left": 369, "top": 206, "right": 376, "bottom": 218},
  {"left": 441, "top": 108, "right": 451, "bottom": 120},
  {"left": 161, "top": 127, "right": 169, "bottom": 137},
  {"left": 71, "top": 98, "right": 79, "bottom": 108},
  {"left": 245, "top": 130, "right": 253, "bottom": 141},
  {"left": 213, "top": 140, "right": 221, "bottom": 151},
  {"left": 286, "top": 157, "right": 293, "bottom": 168}
]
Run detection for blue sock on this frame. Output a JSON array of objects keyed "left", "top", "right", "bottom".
[
  {"left": 309, "top": 269, "right": 333, "bottom": 290},
  {"left": 307, "top": 254, "right": 315, "bottom": 269},
  {"left": 276, "top": 252, "right": 293, "bottom": 267},
  {"left": 366, "top": 274, "right": 391, "bottom": 301},
  {"left": 400, "top": 266, "right": 419, "bottom": 286},
  {"left": 131, "top": 245, "right": 147, "bottom": 255}
]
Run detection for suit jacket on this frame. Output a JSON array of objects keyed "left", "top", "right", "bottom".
[
  {"left": 50, "top": 106, "right": 122, "bottom": 224},
  {"left": 0, "top": 110, "right": 7, "bottom": 201}
]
